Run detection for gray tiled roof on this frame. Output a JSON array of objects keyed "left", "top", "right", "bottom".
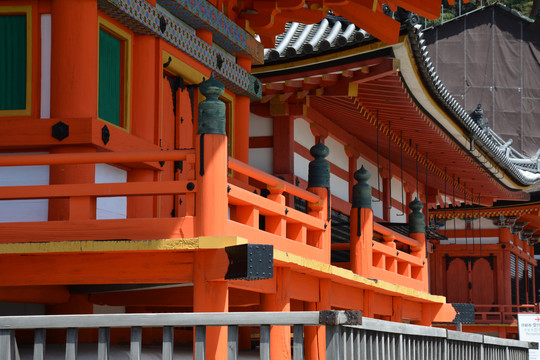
[{"left": 264, "top": 15, "right": 372, "bottom": 62}]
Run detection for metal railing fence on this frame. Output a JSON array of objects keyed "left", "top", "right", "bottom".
[
  {"left": 0, "top": 310, "right": 359, "bottom": 360},
  {"left": 0, "top": 311, "right": 535, "bottom": 360},
  {"left": 326, "top": 317, "right": 536, "bottom": 360}
]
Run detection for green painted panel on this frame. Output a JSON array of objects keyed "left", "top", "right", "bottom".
[
  {"left": 98, "top": 29, "right": 121, "bottom": 126},
  {"left": 0, "top": 15, "right": 27, "bottom": 111}
]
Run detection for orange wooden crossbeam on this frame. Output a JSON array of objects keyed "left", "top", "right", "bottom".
[
  {"left": 370, "top": 267, "right": 425, "bottom": 291},
  {"left": 228, "top": 157, "right": 320, "bottom": 203},
  {"left": 228, "top": 184, "right": 324, "bottom": 230},
  {"left": 372, "top": 241, "right": 423, "bottom": 267},
  {"left": 0, "top": 251, "right": 195, "bottom": 286},
  {"left": 0, "top": 180, "right": 196, "bottom": 200},
  {"left": 0, "top": 217, "right": 195, "bottom": 243},
  {"left": 226, "top": 220, "right": 327, "bottom": 263},
  {"left": 0, "top": 150, "right": 194, "bottom": 166},
  {"left": 373, "top": 222, "right": 420, "bottom": 248}
]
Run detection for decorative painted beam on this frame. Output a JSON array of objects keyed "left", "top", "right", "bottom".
[
  {"left": 157, "top": 0, "right": 263, "bottom": 63},
  {"left": 430, "top": 203, "right": 540, "bottom": 220},
  {"left": 98, "top": 0, "right": 262, "bottom": 100}
]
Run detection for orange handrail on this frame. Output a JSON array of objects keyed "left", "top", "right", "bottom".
[
  {"left": 0, "top": 180, "right": 196, "bottom": 200},
  {"left": 228, "top": 157, "right": 320, "bottom": 203},
  {"left": 0, "top": 150, "right": 194, "bottom": 166},
  {"left": 373, "top": 222, "right": 420, "bottom": 248}
]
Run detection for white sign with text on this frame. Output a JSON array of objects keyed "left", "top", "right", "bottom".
[{"left": 517, "top": 313, "right": 540, "bottom": 359}]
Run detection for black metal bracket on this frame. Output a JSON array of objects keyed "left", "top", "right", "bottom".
[
  {"left": 451, "top": 303, "right": 475, "bottom": 324},
  {"left": 52, "top": 121, "right": 69, "bottom": 141},
  {"left": 101, "top": 125, "right": 110, "bottom": 145},
  {"left": 225, "top": 244, "right": 273, "bottom": 281}
]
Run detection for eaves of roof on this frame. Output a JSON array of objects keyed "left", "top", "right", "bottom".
[
  {"left": 256, "top": 15, "right": 539, "bottom": 189},
  {"left": 405, "top": 25, "right": 536, "bottom": 188}
]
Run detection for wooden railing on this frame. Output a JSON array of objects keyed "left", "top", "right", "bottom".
[
  {"left": 333, "top": 212, "right": 427, "bottom": 291},
  {"left": 475, "top": 304, "right": 540, "bottom": 324},
  {"left": 228, "top": 158, "right": 319, "bottom": 204},
  {"left": 0, "top": 150, "right": 197, "bottom": 242},
  {"left": 0, "top": 150, "right": 427, "bottom": 285},
  {"left": 227, "top": 158, "right": 330, "bottom": 263}
]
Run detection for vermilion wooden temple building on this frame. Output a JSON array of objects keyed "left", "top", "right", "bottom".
[{"left": 1, "top": 0, "right": 540, "bottom": 357}]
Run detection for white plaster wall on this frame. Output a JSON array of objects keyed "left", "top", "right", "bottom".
[
  {"left": 391, "top": 177, "right": 406, "bottom": 204},
  {"left": 249, "top": 113, "right": 273, "bottom": 137},
  {"left": 330, "top": 173, "right": 349, "bottom": 202},
  {"left": 294, "top": 118, "right": 315, "bottom": 150},
  {"left": 478, "top": 217, "right": 498, "bottom": 230},
  {"left": 0, "top": 153, "right": 49, "bottom": 223},
  {"left": 95, "top": 164, "right": 127, "bottom": 220},
  {"left": 249, "top": 148, "right": 273, "bottom": 174},
  {"left": 390, "top": 206, "right": 407, "bottom": 223},
  {"left": 325, "top": 136, "right": 348, "bottom": 172},
  {"left": 440, "top": 217, "right": 466, "bottom": 230},
  {"left": 293, "top": 152, "right": 310, "bottom": 182},
  {"left": 372, "top": 196, "right": 383, "bottom": 219},
  {"left": 441, "top": 217, "right": 497, "bottom": 231},
  {"left": 40, "top": 14, "right": 51, "bottom": 119}
]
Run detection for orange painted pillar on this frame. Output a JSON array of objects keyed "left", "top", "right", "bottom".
[
  {"left": 51, "top": 0, "right": 97, "bottom": 118},
  {"left": 350, "top": 166, "right": 374, "bottom": 277},
  {"left": 234, "top": 55, "right": 251, "bottom": 183},
  {"left": 195, "top": 132, "right": 228, "bottom": 235},
  {"left": 304, "top": 279, "right": 331, "bottom": 360},
  {"left": 128, "top": 34, "right": 157, "bottom": 218},
  {"left": 49, "top": 0, "right": 98, "bottom": 221},
  {"left": 193, "top": 251, "right": 228, "bottom": 360},
  {"left": 195, "top": 77, "right": 228, "bottom": 237},
  {"left": 193, "top": 76, "right": 229, "bottom": 359},
  {"left": 261, "top": 267, "right": 291, "bottom": 360},
  {"left": 273, "top": 116, "right": 294, "bottom": 175},
  {"left": 49, "top": 146, "right": 97, "bottom": 220}
]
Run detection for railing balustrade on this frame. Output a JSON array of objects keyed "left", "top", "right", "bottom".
[
  {"left": 0, "top": 311, "right": 359, "bottom": 360},
  {"left": 0, "top": 311, "right": 534, "bottom": 360},
  {"left": 334, "top": 207, "right": 427, "bottom": 290},
  {"left": 327, "top": 317, "right": 536, "bottom": 360},
  {"left": 475, "top": 304, "right": 540, "bottom": 324},
  {"left": 0, "top": 149, "right": 429, "bottom": 285},
  {"left": 0, "top": 150, "right": 197, "bottom": 242},
  {"left": 227, "top": 158, "right": 329, "bottom": 261}
]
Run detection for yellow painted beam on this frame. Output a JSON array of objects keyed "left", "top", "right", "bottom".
[
  {"left": 273, "top": 249, "right": 447, "bottom": 304},
  {"left": 0, "top": 236, "right": 248, "bottom": 254}
]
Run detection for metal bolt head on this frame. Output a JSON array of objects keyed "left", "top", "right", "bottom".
[{"left": 52, "top": 121, "right": 69, "bottom": 141}]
